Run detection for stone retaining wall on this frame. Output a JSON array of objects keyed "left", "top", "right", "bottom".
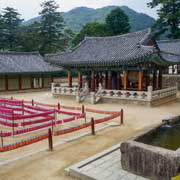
[
  {"left": 163, "top": 75, "right": 180, "bottom": 90},
  {"left": 120, "top": 141, "right": 180, "bottom": 180}
]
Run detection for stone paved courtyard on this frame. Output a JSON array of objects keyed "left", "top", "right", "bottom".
[{"left": 65, "top": 144, "right": 149, "bottom": 180}]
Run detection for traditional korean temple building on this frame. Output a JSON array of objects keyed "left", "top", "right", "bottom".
[
  {"left": 47, "top": 29, "right": 180, "bottom": 105},
  {"left": 0, "top": 52, "right": 62, "bottom": 92}
]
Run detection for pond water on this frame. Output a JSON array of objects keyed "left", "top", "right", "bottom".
[{"left": 138, "top": 123, "right": 180, "bottom": 151}]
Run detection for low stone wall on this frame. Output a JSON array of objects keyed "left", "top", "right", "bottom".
[
  {"left": 120, "top": 141, "right": 180, "bottom": 180},
  {"left": 163, "top": 75, "right": 180, "bottom": 90}
]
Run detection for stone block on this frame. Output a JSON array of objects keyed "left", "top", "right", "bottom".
[{"left": 120, "top": 141, "right": 180, "bottom": 180}]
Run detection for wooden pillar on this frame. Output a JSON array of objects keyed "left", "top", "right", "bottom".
[
  {"left": 105, "top": 71, "right": 108, "bottom": 89},
  {"left": 108, "top": 71, "right": 112, "bottom": 89},
  {"left": 31, "top": 76, "right": 34, "bottom": 89},
  {"left": 99, "top": 72, "right": 103, "bottom": 85},
  {"left": 116, "top": 72, "right": 121, "bottom": 90},
  {"left": 5, "top": 75, "right": 8, "bottom": 91},
  {"left": 88, "top": 72, "right": 91, "bottom": 89},
  {"left": 123, "top": 71, "right": 128, "bottom": 90},
  {"left": 41, "top": 75, "right": 44, "bottom": 88},
  {"left": 153, "top": 70, "right": 157, "bottom": 90},
  {"left": 19, "top": 75, "right": 22, "bottom": 90},
  {"left": 51, "top": 75, "right": 54, "bottom": 83},
  {"left": 95, "top": 73, "right": 99, "bottom": 90},
  {"left": 146, "top": 72, "right": 150, "bottom": 90},
  {"left": 138, "top": 71, "right": 143, "bottom": 91},
  {"left": 68, "top": 71, "right": 72, "bottom": 87},
  {"left": 158, "top": 70, "right": 163, "bottom": 89},
  {"left": 78, "top": 72, "right": 82, "bottom": 88},
  {"left": 91, "top": 71, "right": 95, "bottom": 92}
]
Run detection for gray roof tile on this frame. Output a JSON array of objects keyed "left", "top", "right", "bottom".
[
  {"left": 0, "top": 52, "right": 62, "bottom": 74},
  {"left": 47, "top": 29, "right": 154, "bottom": 67},
  {"left": 157, "top": 40, "right": 180, "bottom": 63}
]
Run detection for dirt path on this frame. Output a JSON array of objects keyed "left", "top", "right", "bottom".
[
  {"left": 0, "top": 125, "right": 141, "bottom": 180},
  {"left": 0, "top": 91, "right": 179, "bottom": 180}
]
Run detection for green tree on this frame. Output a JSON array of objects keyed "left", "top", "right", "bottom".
[
  {"left": 2, "top": 7, "right": 23, "bottom": 50},
  {"left": 72, "top": 22, "right": 108, "bottom": 47},
  {"left": 39, "top": 0, "right": 65, "bottom": 54},
  {"left": 148, "top": 0, "right": 180, "bottom": 39},
  {"left": 105, "top": 7, "right": 130, "bottom": 36},
  {"left": 63, "top": 27, "right": 75, "bottom": 48},
  {"left": 0, "top": 14, "right": 5, "bottom": 50},
  {"left": 19, "top": 22, "right": 42, "bottom": 52}
]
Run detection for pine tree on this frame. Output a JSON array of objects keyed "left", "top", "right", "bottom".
[
  {"left": 148, "top": 0, "right": 180, "bottom": 39},
  {"left": 0, "top": 14, "right": 5, "bottom": 50},
  {"left": 39, "top": 0, "right": 65, "bottom": 54},
  {"left": 72, "top": 22, "right": 108, "bottom": 47},
  {"left": 105, "top": 7, "right": 130, "bottom": 36},
  {"left": 19, "top": 22, "right": 42, "bottom": 52},
  {"left": 2, "top": 7, "right": 23, "bottom": 50}
]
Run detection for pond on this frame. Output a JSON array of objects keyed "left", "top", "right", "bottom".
[{"left": 136, "top": 122, "right": 180, "bottom": 151}]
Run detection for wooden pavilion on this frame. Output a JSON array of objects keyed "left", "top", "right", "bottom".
[
  {"left": 47, "top": 29, "right": 180, "bottom": 105},
  {"left": 0, "top": 52, "right": 62, "bottom": 92}
]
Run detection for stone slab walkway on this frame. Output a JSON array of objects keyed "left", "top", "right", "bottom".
[{"left": 65, "top": 144, "right": 150, "bottom": 180}]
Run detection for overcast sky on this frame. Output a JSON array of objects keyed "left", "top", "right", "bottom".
[{"left": 0, "top": 0, "right": 158, "bottom": 20}]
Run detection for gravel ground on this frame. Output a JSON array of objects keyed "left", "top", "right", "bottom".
[{"left": 0, "top": 91, "right": 179, "bottom": 180}]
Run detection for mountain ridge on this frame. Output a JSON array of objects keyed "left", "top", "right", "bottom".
[{"left": 23, "top": 6, "right": 155, "bottom": 32}]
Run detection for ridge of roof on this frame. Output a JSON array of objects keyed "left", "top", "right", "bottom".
[
  {"left": 160, "top": 50, "right": 180, "bottom": 56},
  {"left": 157, "top": 39, "right": 180, "bottom": 43},
  {"left": 84, "top": 28, "right": 150, "bottom": 40},
  {"left": 0, "top": 51, "right": 40, "bottom": 56}
]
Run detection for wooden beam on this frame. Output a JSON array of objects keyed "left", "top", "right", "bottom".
[{"left": 138, "top": 71, "right": 143, "bottom": 91}]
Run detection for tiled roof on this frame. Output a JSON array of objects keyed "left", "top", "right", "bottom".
[
  {"left": 46, "top": 29, "right": 155, "bottom": 67},
  {"left": 157, "top": 40, "right": 180, "bottom": 64},
  {"left": 0, "top": 52, "right": 62, "bottom": 74},
  {"left": 157, "top": 40, "right": 180, "bottom": 55}
]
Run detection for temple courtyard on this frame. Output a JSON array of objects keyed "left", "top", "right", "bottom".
[{"left": 0, "top": 91, "right": 180, "bottom": 180}]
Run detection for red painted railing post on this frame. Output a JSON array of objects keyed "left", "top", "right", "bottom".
[
  {"left": 12, "top": 110, "right": 15, "bottom": 137},
  {"left": 120, "top": 109, "right": 124, "bottom": 125},
  {"left": 84, "top": 113, "right": 87, "bottom": 124},
  {"left": 1, "top": 131, "right": 3, "bottom": 148},
  {"left": 91, "top": 117, "right": 95, "bottom": 135},
  {"left": 32, "top": 99, "right": 34, "bottom": 106},
  {"left": 82, "top": 105, "right": 86, "bottom": 123},
  {"left": 58, "top": 103, "right": 60, "bottom": 111},
  {"left": 82, "top": 105, "right": 85, "bottom": 114},
  {"left": 22, "top": 100, "right": 24, "bottom": 115},
  {"left": 48, "top": 128, "right": 53, "bottom": 151}
]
